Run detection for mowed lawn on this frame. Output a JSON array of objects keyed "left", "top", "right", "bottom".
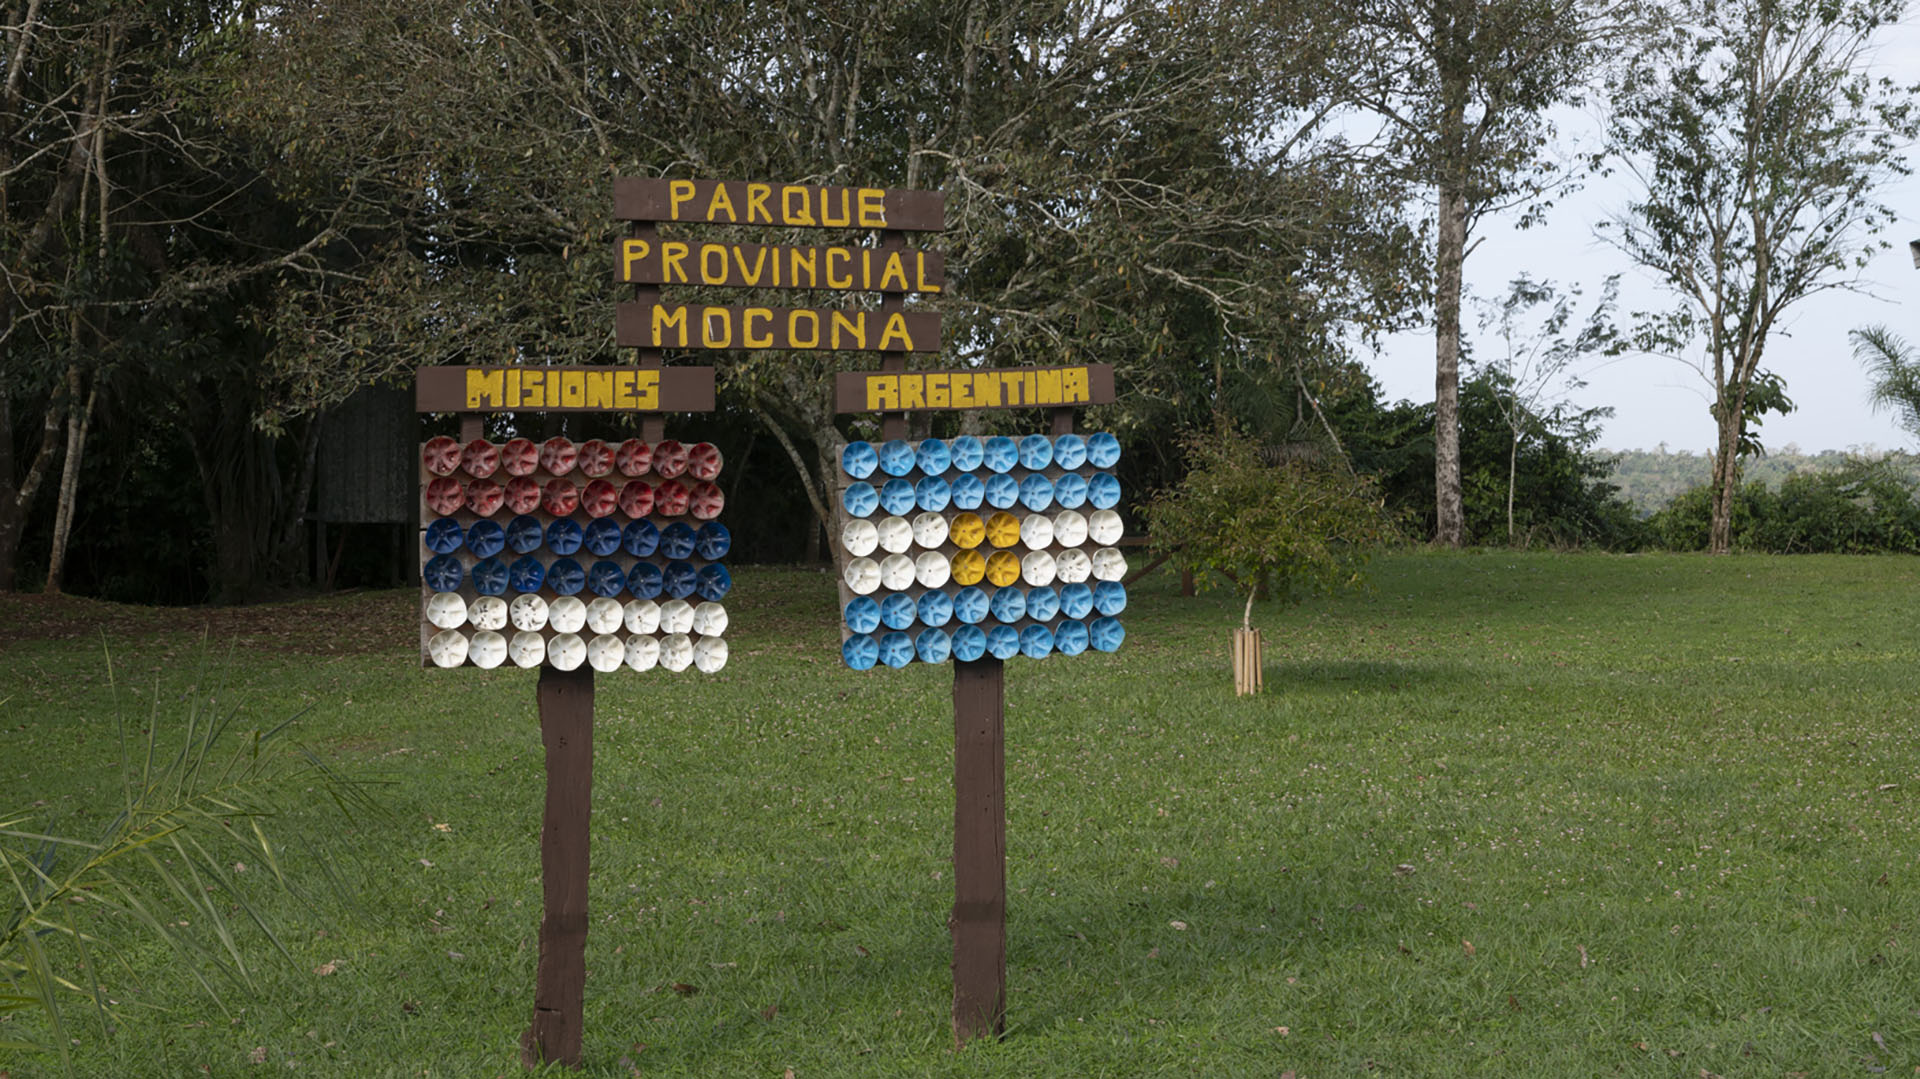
[{"left": 3, "top": 551, "right": 1919, "bottom": 1077}]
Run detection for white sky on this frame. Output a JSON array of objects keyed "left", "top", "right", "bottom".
[{"left": 1364, "top": 14, "right": 1920, "bottom": 454}]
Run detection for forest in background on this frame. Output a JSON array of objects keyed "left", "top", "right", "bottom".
[
  {"left": 1605, "top": 447, "right": 1920, "bottom": 513},
  {"left": 4, "top": 0, "right": 1916, "bottom": 603}
]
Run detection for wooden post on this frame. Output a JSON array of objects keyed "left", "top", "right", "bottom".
[
  {"left": 879, "top": 229, "right": 908, "bottom": 441},
  {"left": 633, "top": 221, "right": 666, "bottom": 444},
  {"left": 1232, "top": 628, "right": 1264, "bottom": 696},
  {"left": 950, "top": 657, "right": 1006, "bottom": 1045},
  {"left": 521, "top": 665, "right": 595, "bottom": 1069}
]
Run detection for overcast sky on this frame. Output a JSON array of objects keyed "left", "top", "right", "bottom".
[{"left": 1363, "top": 14, "right": 1920, "bottom": 455}]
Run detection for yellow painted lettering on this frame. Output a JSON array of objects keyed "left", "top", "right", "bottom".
[
  {"left": 927, "top": 373, "right": 950, "bottom": 408},
  {"left": 821, "top": 187, "right": 851, "bottom": 227},
  {"left": 704, "top": 183, "right": 736, "bottom": 222},
  {"left": 746, "top": 183, "right": 773, "bottom": 224},
  {"left": 1035, "top": 368, "right": 1063, "bottom": 404},
  {"left": 781, "top": 186, "right": 815, "bottom": 226},
  {"left": 560, "top": 371, "right": 587, "bottom": 408},
  {"left": 915, "top": 252, "right": 940, "bottom": 293},
  {"left": 734, "top": 245, "right": 767, "bottom": 286},
  {"left": 465, "top": 368, "right": 505, "bottom": 408},
  {"left": 1024, "top": 370, "right": 1038, "bottom": 404},
  {"left": 857, "top": 187, "right": 886, "bottom": 227},
  {"left": 585, "top": 371, "right": 615, "bottom": 409},
  {"left": 701, "top": 307, "right": 732, "bottom": 348},
  {"left": 831, "top": 310, "right": 865, "bottom": 350},
  {"left": 652, "top": 304, "right": 689, "bottom": 347},
  {"left": 789, "top": 247, "right": 817, "bottom": 287},
  {"left": 825, "top": 248, "right": 853, "bottom": 289},
  {"left": 975, "top": 372, "right": 1000, "bottom": 407},
  {"left": 867, "top": 375, "right": 900, "bottom": 410},
  {"left": 613, "top": 370, "right": 637, "bottom": 409},
  {"left": 522, "top": 371, "right": 545, "bottom": 409},
  {"left": 700, "top": 243, "right": 728, "bottom": 284},
  {"left": 621, "top": 238, "right": 650, "bottom": 282},
  {"left": 634, "top": 370, "right": 660, "bottom": 409},
  {"left": 878, "top": 252, "right": 909, "bottom": 291},
  {"left": 744, "top": 307, "right": 774, "bottom": 348},
  {"left": 1001, "top": 370, "right": 1024, "bottom": 404},
  {"left": 1062, "top": 366, "right": 1090, "bottom": 402},
  {"left": 951, "top": 372, "right": 975, "bottom": 409},
  {"left": 506, "top": 368, "right": 521, "bottom": 407},
  {"left": 877, "top": 311, "right": 915, "bottom": 351},
  {"left": 901, "top": 374, "right": 927, "bottom": 410},
  {"left": 668, "top": 179, "right": 696, "bottom": 218},
  {"left": 661, "top": 241, "right": 689, "bottom": 284},
  {"left": 788, "top": 309, "right": 820, "bottom": 348}
]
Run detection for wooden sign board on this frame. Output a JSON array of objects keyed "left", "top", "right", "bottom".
[
  {"left": 415, "top": 366, "right": 715, "bottom": 413},
  {"left": 615, "top": 237, "right": 943, "bottom": 294},
  {"left": 834, "top": 363, "right": 1113, "bottom": 413},
  {"left": 616, "top": 303, "right": 940, "bottom": 353},
  {"left": 615, "top": 177, "right": 945, "bottom": 232}
]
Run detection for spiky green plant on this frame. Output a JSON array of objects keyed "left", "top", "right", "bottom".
[{"left": 0, "top": 652, "right": 379, "bottom": 1070}]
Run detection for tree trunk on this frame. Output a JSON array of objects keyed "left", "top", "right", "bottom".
[
  {"left": 1506, "top": 432, "right": 1518, "bottom": 543},
  {"left": 1433, "top": 182, "right": 1467, "bottom": 547},
  {"left": 0, "top": 379, "right": 65, "bottom": 591},
  {"left": 1707, "top": 404, "right": 1743, "bottom": 555},
  {"left": 44, "top": 364, "right": 95, "bottom": 594}
]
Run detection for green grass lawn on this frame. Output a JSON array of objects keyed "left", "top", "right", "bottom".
[{"left": 4, "top": 551, "right": 1919, "bottom": 1077}]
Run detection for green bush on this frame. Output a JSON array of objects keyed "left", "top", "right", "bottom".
[
  {"left": 1650, "top": 457, "right": 1920, "bottom": 552},
  {"left": 1145, "top": 419, "right": 1396, "bottom": 629}
]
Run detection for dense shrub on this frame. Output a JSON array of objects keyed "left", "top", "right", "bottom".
[
  {"left": 1650, "top": 457, "right": 1920, "bottom": 553},
  {"left": 1338, "top": 370, "right": 1648, "bottom": 549}
]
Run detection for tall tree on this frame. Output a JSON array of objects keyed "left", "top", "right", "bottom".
[
  {"left": 1470, "top": 273, "right": 1618, "bottom": 541},
  {"left": 0, "top": 2, "right": 357, "bottom": 597},
  {"left": 1601, "top": 0, "right": 1919, "bottom": 553},
  {"left": 1339, "top": 0, "right": 1645, "bottom": 545}
]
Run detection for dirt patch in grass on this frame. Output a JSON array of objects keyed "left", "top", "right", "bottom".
[{"left": 0, "top": 588, "right": 417, "bottom": 655}]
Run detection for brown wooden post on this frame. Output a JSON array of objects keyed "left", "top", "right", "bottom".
[
  {"left": 950, "top": 656, "right": 1006, "bottom": 1045},
  {"left": 521, "top": 665, "right": 595, "bottom": 1069},
  {"left": 633, "top": 221, "right": 667, "bottom": 444},
  {"left": 879, "top": 229, "right": 909, "bottom": 441}
]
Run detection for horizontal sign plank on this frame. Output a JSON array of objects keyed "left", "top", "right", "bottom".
[
  {"left": 617, "top": 302, "right": 941, "bottom": 353},
  {"left": 834, "top": 364, "right": 1114, "bottom": 413},
  {"left": 614, "top": 177, "right": 945, "bottom": 231},
  {"left": 416, "top": 365, "right": 715, "bottom": 413},
  {"left": 615, "top": 237, "right": 943, "bottom": 294}
]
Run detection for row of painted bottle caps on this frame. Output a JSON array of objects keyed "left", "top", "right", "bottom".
[
  {"left": 842, "top": 618, "right": 1124, "bottom": 669},
  {"left": 846, "top": 581, "right": 1125, "bottom": 633},
  {"left": 425, "top": 518, "right": 730, "bottom": 560},
  {"left": 423, "top": 436, "right": 722, "bottom": 481},
  {"left": 841, "top": 432, "right": 1120, "bottom": 479},
  {"left": 426, "top": 593, "right": 728, "bottom": 636},
  {"left": 424, "top": 475, "right": 723, "bottom": 520},
  {"left": 844, "top": 509, "right": 1119, "bottom": 556},
  {"left": 423, "top": 555, "right": 730, "bottom": 601},
  {"left": 843, "top": 547, "right": 1126, "bottom": 594},
  {"left": 842, "top": 471, "right": 1116, "bottom": 518},
  {"left": 427, "top": 629, "right": 726, "bottom": 673}
]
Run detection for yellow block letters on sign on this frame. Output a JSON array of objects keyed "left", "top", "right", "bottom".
[
  {"left": 464, "top": 368, "right": 660, "bottom": 410},
  {"left": 862, "top": 366, "right": 1094, "bottom": 410},
  {"left": 667, "top": 180, "right": 889, "bottom": 228}
]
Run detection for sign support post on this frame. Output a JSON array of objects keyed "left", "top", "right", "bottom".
[
  {"left": 522, "top": 664, "right": 595, "bottom": 1068},
  {"left": 950, "top": 656, "right": 1006, "bottom": 1042}
]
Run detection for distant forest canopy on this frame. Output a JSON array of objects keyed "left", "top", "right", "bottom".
[{"left": 1602, "top": 447, "right": 1920, "bottom": 514}]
